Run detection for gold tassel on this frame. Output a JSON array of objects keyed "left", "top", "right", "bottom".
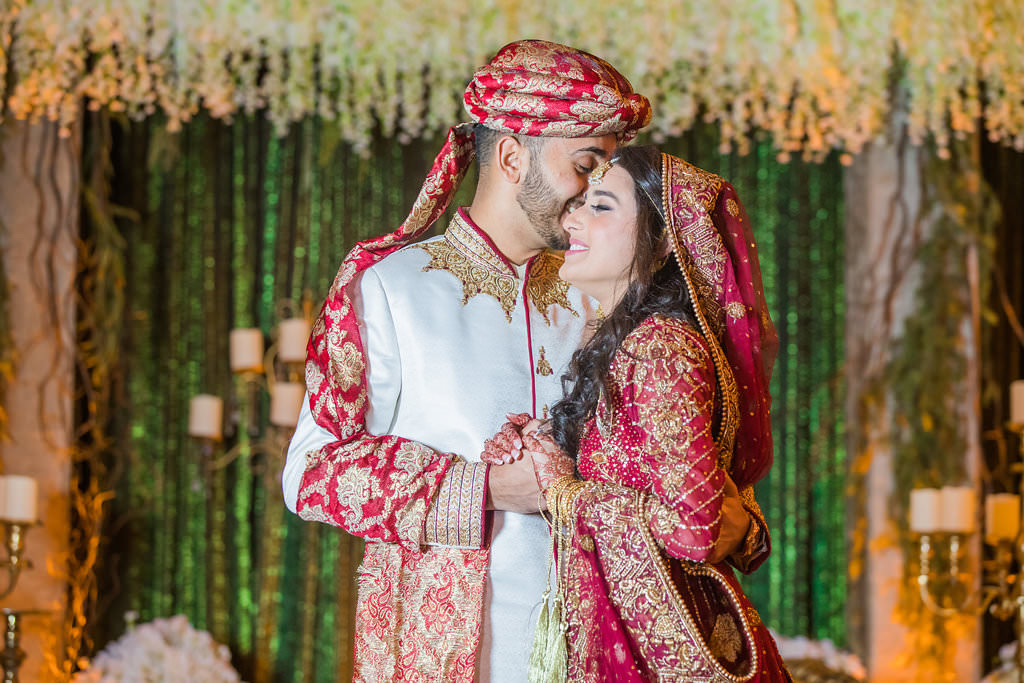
[
  {"left": 529, "top": 478, "right": 572, "bottom": 683},
  {"left": 545, "top": 594, "right": 568, "bottom": 683},
  {"left": 527, "top": 590, "right": 551, "bottom": 683}
]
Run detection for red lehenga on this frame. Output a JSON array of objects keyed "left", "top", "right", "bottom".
[
  {"left": 561, "top": 316, "right": 789, "bottom": 682},
  {"left": 552, "top": 154, "right": 790, "bottom": 682}
]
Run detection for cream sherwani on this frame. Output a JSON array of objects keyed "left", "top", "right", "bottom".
[{"left": 284, "top": 208, "right": 594, "bottom": 682}]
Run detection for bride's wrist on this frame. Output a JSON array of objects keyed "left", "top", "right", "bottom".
[{"left": 544, "top": 475, "right": 584, "bottom": 518}]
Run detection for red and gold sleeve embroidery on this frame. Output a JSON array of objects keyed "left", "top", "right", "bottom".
[
  {"left": 626, "top": 318, "right": 725, "bottom": 562},
  {"left": 297, "top": 436, "right": 453, "bottom": 551},
  {"left": 423, "top": 461, "right": 489, "bottom": 549},
  {"left": 728, "top": 486, "right": 771, "bottom": 574}
]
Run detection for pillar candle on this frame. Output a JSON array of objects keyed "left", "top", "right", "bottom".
[
  {"left": 1010, "top": 380, "right": 1024, "bottom": 428},
  {"left": 1, "top": 475, "right": 37, "bottom": 523},
  {"left": 278, "top": 318, "right": 312, "bottom": 364},
  {"left": 910, "top": 488, "right": 942, "bottom": 533},
  {"left": 985, "top": 493, "right": 1020, "bottom": 543},
  {"left": 229, "top": 328, "right": 264, "bottom": 372},
  {"left": 939, "top": 486, "right": 976, "bottom": 533},
  {"left": 270, "top": 382, "right": 305, "bottom": 427},
  {"left": 188, "top": 394, "right": 224, "bottom": 441}
]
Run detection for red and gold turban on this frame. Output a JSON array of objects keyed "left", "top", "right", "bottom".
[{"left": 465, "top": 39, "right": 652, "bottom": 142}]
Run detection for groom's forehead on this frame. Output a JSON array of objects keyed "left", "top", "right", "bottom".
[{"left": 544, "top": 135, "right": 617, "bottom": 159}]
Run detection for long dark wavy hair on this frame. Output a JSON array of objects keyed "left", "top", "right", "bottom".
[{"left": 549, "top": 145, "right": 696, "bottom": 457}]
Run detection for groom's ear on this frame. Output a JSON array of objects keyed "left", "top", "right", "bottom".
[{"left": 494, "top": 135, "right": 525, "bottom": 185}]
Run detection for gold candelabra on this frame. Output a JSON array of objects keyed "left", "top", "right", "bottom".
[
  {"left": 0, "top": 522, "right": 37, "bottom": 601},
  {"left": 916, "top": 420, "right": 1024, "bottom": 681},
  {"left": 1, "top": 608, "right": 50, "bottom": 683},
  {"left": 188, "top": 295, "right": 311, "bottom": 472}
]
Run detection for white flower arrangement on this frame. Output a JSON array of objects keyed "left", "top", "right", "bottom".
[
  {"left": 982, "top": 641, "right": 1021, "bottom": 683},
  {"left": 72, "top": 614, "right": 241, "bottom": 683},
  {"left": 2, "top": 0, "right": 1022, "bottom": 157},
  {"left": 770, "top": 629, "right": 867, "bottom": 681}
]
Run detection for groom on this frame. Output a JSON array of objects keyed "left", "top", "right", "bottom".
[{"left": 283, "top": 40, "right": 763, "bottom": 682}]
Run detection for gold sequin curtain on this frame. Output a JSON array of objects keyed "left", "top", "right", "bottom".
[{"left": 89, "top": 115, "right": 847, "bottom": 681}]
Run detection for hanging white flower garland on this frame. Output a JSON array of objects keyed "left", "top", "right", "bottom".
[{"left": 2, "top": 0, "right": 1022, "bottom": 158}]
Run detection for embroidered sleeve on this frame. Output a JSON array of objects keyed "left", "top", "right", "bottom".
[
  {"left": 626, "top": 318, "right": 725, "bottom": 562},
  {"left": 728, "top": 485, "right": 771, "bottom": 574},
  {"left": 295, "top": 267, "right": 453, "bottom": 552}
]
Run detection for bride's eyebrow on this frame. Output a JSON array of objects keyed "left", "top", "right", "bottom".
[{"left": 591, "top": 189, "right": 619, "bottom": 203}]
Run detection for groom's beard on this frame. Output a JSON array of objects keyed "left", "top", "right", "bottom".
[{"left": 516, "top": 163, "right": 570, "bottom": 251}]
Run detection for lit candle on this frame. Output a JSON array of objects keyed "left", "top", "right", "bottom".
[
  {"left": 985, "top": 493, "right": 1020, "bottom": 543},
  {"left": 910, "top": 488, "right": 942, "bottom": 533},
  {"left": 940, "top": 486, "right": 976, "bottom": 533},
  {"left": 270, "top": 382, "right": 305, "bottom": 427},
  {"left": 1010, "top": 380, "right": 1024, "bottom": 429},
  {"left": 1, "top": 475, "right": 37, "bottom": 523},
  {"left": 188, "top": 394, "right": 224, "bottom": 441},
  {"left": 229, "top": 328, "right": 264, "bottom": 373},
  {"left": 278, "top": 318, "right": 311, "bottom": 364}
]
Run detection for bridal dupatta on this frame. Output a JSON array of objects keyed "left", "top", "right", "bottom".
[{"left": 558, "top": 155, "right": 789, "bottom": 682}]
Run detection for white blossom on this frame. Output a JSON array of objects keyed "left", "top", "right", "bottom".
[{"left": 72, "top": 614, "right": 241, "bottom": 683}]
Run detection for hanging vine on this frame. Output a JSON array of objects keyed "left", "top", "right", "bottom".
[
  {"left": 886, "top": 142, "right": 1000, "bottom": 678},
  {"left": 48, "top": 109, "right": 131, "bottom": 678}
]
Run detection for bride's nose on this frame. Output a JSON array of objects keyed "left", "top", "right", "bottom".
[{"left": 563, "top": 211, "right": 582, "bottom": 231}]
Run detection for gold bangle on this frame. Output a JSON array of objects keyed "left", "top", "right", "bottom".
[
  {"left": 544, "top": 475, "right": 578, "bottom": 518},
  {"left": 558, "top": 480, "right": 586, "bottom": 520}
]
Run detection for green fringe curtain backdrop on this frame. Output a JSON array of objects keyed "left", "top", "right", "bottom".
[{"left": 94, "top": 115, "right": 845, "bottom": 681}]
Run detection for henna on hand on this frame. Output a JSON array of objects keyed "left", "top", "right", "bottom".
[
  {"left": 523, "top": 433, "right": 575, "bottom": 493},
  {"left": 481, "top": 420, "right": 527, "bottom": 465}
]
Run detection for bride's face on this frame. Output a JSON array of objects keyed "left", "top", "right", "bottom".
[{"left": 558, "top": 164, "right": 639, "bottom": 307}]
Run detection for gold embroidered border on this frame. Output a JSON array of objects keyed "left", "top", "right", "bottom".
[
  {"left": 526, "top": 250, "right": 578, "bottom": 324},
  {"left": 424, "top": 461, "right": 488, "bottom": 548},
  {"left": 416, "top": 240, "right": 519, "bottom": 321},
  {"left": 413, "top": 213, "right": 579, "bottom": 324}
]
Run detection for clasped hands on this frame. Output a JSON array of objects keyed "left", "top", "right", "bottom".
[
  {"left": 482, "top": 413, "right": 751, "bottom": 563},
  {"left": 482, "top": 413, "right": 571, "bottom": 504}
]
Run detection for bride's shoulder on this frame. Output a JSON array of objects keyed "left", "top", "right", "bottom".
[{"left": 619, "top": 314, "right": 710, "bottom": 364}]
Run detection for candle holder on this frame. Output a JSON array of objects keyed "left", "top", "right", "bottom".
[
  {"left": 0, "top": 522, "right": 38, "bottom": 601},
  {"left": 1, "top": 609, "right": 49, "bottom": 683},
  {"left": 917, "top": 423, "right": 1024, "bottom": 681},
  {"left": 190, "top": 295, "right": 313, "bottom": 473}
]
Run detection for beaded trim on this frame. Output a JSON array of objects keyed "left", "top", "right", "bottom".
[
  {"left": 661, "top": 153, "right": 740, "bottom": 470},
  {"left": 639, "top": 492, "right": 759, "bottom": 681}
]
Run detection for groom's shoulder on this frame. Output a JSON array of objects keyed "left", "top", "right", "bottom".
[{"left": 362, "top": 235, "right": 443, "bottom": 288}]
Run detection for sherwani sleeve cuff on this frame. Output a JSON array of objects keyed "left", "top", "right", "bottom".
[{"left": 423, "top": 461, "right": 489, "bottom": 549}]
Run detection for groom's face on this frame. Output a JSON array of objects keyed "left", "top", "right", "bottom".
[{"left": 516, "top": 135, "right": 616, "bottom": 251}]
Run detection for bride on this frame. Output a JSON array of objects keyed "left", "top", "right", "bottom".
[{"left": 486, "top": 146, "right": 791, "bottom": 682}]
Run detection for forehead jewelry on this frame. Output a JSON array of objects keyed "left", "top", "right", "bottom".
[{"left": 588, "top": 160, "right": 614, "bottom": 185}]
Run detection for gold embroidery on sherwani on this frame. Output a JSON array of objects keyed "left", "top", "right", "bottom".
[
  {"left": 526, "top": 251, "right": 578, "bottom": 324},
  {"left": 536, "top": 346, "right": 553, "bottom": 376},
  {"left": 414, "top": 211, "right": 518, "bottom": 320},
  {"left": 415, "top": 248, "right": 519, "bottom": 322},
  {"left": 424, "top": 461, "right": 488, "bottom": 548},
  {"left": 413, "top": 213, "right": 577, "bottom": 324}
]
